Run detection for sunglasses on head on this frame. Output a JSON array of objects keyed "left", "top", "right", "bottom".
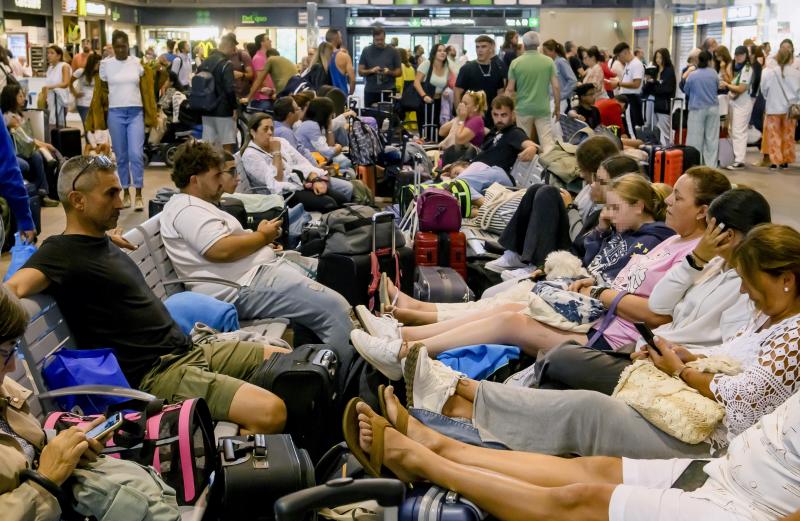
[{"left": 71, "top": 155, "right": 115, "bottom": 191}]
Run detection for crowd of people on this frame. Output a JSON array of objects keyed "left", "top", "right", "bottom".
[{"left": 2, "top": 24, "right": 800, "bottom": 521}]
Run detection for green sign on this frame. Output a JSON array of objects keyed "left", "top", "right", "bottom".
[
  {"left": 409, "top": 18, "right": 421, "bottom": 28},
  {"left": 196, "top": 10, "right": 211, "bottom": 25},
  {"left": 111, "top": 7, "right": 120, "bottom": 21},
  {"left": 529, "top": 17, "right": 539, "bottom": 27},
  {"left": 241, "top": 13, "right": 268, "bottom": 24}
]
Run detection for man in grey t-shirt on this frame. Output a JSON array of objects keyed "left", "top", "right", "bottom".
[{"left": 358, "top": 26, "right": 401, "bottom": 108}]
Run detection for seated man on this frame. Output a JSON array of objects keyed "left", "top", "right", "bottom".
[
  {"left": 567, "top": 83, "right": 602, "bottom": 129},
  {"left": 4, "top": 155, "right": 287, "bottom": 433},
  {"left": 441, "top": 95, "right": 539, "bottom": 206},
  {"left": 160, "top": 140, "right": 353, "bottom": 345}
]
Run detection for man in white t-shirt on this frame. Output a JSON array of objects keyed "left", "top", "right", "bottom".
[
  {"left": 170, "top": 40, "right": 192, "bottom": 88},
  {"left": 159, "top": 141, "right": 353, "bottom": 346},
  {"left": 608, "top": 42, "right": 644, "bottom": 137}
]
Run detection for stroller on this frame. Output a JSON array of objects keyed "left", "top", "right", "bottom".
[{"left": 145, "top": 97, "right": 202, "bottom": 167}]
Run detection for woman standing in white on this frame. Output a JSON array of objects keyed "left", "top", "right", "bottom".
[
  {"left": 721, "top": 46, "right": 761, "bottom": 170},
  {"left": 41, "top": 45, "right": 71, "bottom": 127},
  {"left": 100, "top": 30, "right": 146, "bottom": 210}
]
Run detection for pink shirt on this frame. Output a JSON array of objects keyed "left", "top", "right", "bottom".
[
  {"left": 251, "top": 50, "right": 272, "bottom": 101},
  {"left": 602, "top": 235, "right": 700, "bottom": 348},
  {"left": 464, "top": 114, "right": 486, "bottom": 147}
]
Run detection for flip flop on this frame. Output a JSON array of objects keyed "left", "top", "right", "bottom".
[
  {"left": 403, "top": 343, "right": 424, "bottom": 409},
  {"left": 379, "top": 273, "right": 390, "bottom": 314},
  {"left": 342, "top": 397, "right": 393, "bottom": 479},
  {"left": 378, "top": 384, "right": 409, "bottom": 436}
]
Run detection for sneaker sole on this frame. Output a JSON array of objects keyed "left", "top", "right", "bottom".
[
  {"left": 403, "top": 343, "right": 423, "bottom": 408},
  {"left": 355, "top": 306, "right": 379, "bottom": 337},
  {"left": 350, "top": 331, "right": 403, "bottom": 381}
]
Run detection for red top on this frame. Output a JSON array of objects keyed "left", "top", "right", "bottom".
[{"left": 595, "top": 98, "right": 626, "bottom": 135}]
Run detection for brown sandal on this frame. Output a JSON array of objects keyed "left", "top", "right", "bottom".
[
  {"left": 377, "top": 384, "right": 409, "bottom": 435},
  {"left": 342, "top": 397, "right": 392, "bottom": 478}
]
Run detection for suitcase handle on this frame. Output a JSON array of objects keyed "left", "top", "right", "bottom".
[
  {"left": 273, "top": 477, "right": 405, "bottom": 521},
  {"left": 372, "top": 210, "right": 396, "bottom": 254}
]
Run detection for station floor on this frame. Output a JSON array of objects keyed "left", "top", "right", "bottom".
[{"left": 2, "top": 145, "right": 800, "bottom": 274}]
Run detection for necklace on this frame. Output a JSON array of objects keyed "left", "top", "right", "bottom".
[{"left": 477, "top": 61, "right": 492, "bottom": 77}]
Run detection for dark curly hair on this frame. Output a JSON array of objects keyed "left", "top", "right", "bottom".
[
  {"left": 171, "top": 140, "right": 225, "bottom": 189},
  {"left": 0, "top": 83, "right": 24, "bottom": 115},
  {"left": 0, "top": 285, "right": 29, "bottom": 344}
]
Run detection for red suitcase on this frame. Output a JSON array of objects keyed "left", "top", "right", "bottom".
[
  {"left": 653, "top": 148, "right": 683, "bottom": 186},
  {"left": 414, "top": 231, "right": 467, "bottom": 279}
]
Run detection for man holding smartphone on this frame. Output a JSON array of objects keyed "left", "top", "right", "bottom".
[
  {"left": 159, "top": 141, "right": 353, "bottom": 346},
  {"left": 358, "top": 26, "right": 401, "bottom": 109}
]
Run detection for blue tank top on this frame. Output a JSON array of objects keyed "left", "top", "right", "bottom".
[{"left": 329, "top": 50, "right": 349, "bottom": 93}]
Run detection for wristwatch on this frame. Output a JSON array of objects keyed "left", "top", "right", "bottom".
[
  {"left": 686, "top": 253, "right": 704, "bottom": 271},
  {"left": 589, "top": 285, "right": 608, "bottom": 300}
]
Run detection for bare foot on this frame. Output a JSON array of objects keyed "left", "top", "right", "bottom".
[
  {"left": 387, "top": 306, "right": 434, "bottom": 326},
  {"left": 387, "top": 278, "right": 414, "bottom": 309},
  {"left": 383, "top": 385, "right": 445, "bottom": 454},
  {"left": 355, "top": 401, "right": 426, "bottom": 482}
]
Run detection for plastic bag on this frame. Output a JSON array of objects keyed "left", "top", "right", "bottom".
[{"left": 3, "top": 233, "right": 36, "bottom": 282}]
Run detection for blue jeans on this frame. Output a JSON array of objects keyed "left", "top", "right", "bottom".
[
  {"left": 107, "top": 107, "right": 145, "bottom": 188},
  {"left": 410, "top": 408, "right": 509, "bottom": 450},
  {"left": 17, "top": 151, "right": 48, "bottom": 195},
  {"left": 77, "top": 106, "right": 89, "bottom": 127},
  {"left": 686, "top": 105, "right": 720, "bottom": 167},
  {"left": 248, "top": 99, "right": 273, "bottom": 113}
]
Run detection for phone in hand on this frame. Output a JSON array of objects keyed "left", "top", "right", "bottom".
[
  {"left": 86, "top": 412, "right": 124, "bottom": 440},
  {"left": 277, "top": 192, "right": 296, "bottom": 222},
  {"left": 634, "top": 322, "right": 661, "bottom": 356}
]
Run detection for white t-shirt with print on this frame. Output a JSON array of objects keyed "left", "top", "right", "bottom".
[
  {"left": 620, "top": 57, "right": 645, "bottom": 95},
  {"left": 730, "top": 64, "right": 755, "bottom": 109},
  {"left": 159, "top": 193, "right": 276, "bottom": 301}
]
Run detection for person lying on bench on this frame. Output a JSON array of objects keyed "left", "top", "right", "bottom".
[{"left": 4, "top": 155, "right": 288, "bottom": 434}]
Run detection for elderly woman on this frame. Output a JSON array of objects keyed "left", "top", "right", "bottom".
[{"left": 0, "top": 287, "right": 181, "bottom": 520}]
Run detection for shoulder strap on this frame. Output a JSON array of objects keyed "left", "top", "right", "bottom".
[{"left": 775, "top": 69, "right": 792, "bottom": 105}]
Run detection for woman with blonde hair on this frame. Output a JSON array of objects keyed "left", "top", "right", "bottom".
[
  {"left": 439, "top": 89, "right": 488, "bottom": 147},
  {"left": 303, "top": 41, "right": 333, "bottom": 91},
  {"left": 759, "top": 47, "right": 800, "bottom": 170}
]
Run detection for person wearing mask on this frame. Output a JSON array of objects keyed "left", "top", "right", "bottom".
[
  {"left": 325, "top": 29, "right": 356, "bottom": 96},
  {"left": 91, "top": 31, "right": 155, "bottom": 211},
  {"left": 683, "top": 51, "right": 720, "bottom": 166},
  {"left": 439, "top": 89, "right": 487, "bottom": 148},
  {"left": 70, "top": 52, "right": 100, "bottom": 130},
  {"left": 70, "top": 38, "right": 93, "bottom": 71},
  {"left": 541, "top": 39, "right": 578, "bottom": 114},
  {"left": 0, "top": 120, "right": 37, "bottom": 248},
  {"left": 578, "top": 46, "right": 606, "bottom": 101},
  {"left": 414, "top": 43, "right": 455, "bottom": 142},
  {"left": 358, "top": 27, "right": 401, "bottom": 108},
  {"left": 199, "top": 34, "right": 237, "bottom": 152},
  {"left": 607, "top": 42, "right": 645, "bottom": 137},
  {"left": 564, "top": 41, "right": 584, "bottom": 80},
  {"left": 506, "top": 32, "right": 559, "bottom": 154},
  {"left": 641, "top": 48, "right": 677, "bottom": 147},
  {"left": 721, "top": 46, "right": 760, "bottom": 170},
  {"left": 303, "top": 42, "right": 333, "bottom": 92},
  {"left": 455, "top": 35, "right": 507, "bottom": 128},
  {"left": 2, "top": 84, "right": 60, "bottom": 207},
  {"left": 41, "top": 45, "right": 71, "bottom": 127},
  {"left": 170, "top": 40, "right": 191, "bottom": 89},
  {"left": 760, "top": 47, "right": 800, "bottom": 170},
  {"left": 501, "top": 30, "right": 520, "bottom": 70}
]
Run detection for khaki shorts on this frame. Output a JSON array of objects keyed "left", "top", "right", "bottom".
[{"left": 139, "top": 340, "right": 264, "bottom": 421}]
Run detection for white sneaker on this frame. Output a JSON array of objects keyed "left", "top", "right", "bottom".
[
  {"left": 402, "top": 344, "right": 463, "bottom": 414},
  {"left": 501, "top": 265, "right": 538, "bottom": 281},
  {"left": 485, "top": 250, "right": 527, "bottom": 273},
  {"left": 350, "top": 329, "right": 403, "bottom": 381},
  {"left": 355, "top": 305, "right": 401, "bottom": 340}
]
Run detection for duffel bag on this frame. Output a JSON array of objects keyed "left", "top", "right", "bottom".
[
  {"left": 44, "top": 398, "right": 215, "bottom": 505},
  {"left": 322, "top": 204, "right": 405, "bottom": 256},
  {"left": 416, "top": 188, "right": 461, "bottom": 232},
  {"left": 475, "top": 183, "right": 525, "bottom": 235}
]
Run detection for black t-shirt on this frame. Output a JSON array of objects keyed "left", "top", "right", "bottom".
[
  {"left": 456, "top": 56, "right": 507, "bottom": 126},
  {"left": 474, "top": 125, "right": 528, "bottom": 172},
  {"left": 359, "top": 44, "right": 401, "bottom": 93},
  {"left": 568, "top": 55, "right": 583, "bottom": 79},
  {"left": 574, "top": 104, "right": 602, "bottom": 129},
  {"left": 24, "top": 235, "right": 192, "bottom": 386}
]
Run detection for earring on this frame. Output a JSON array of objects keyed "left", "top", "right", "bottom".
[{"left": 785, "top": 287, "right": 790, "bottom": 293}]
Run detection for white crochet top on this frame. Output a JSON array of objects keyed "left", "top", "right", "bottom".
[{"left": 708, "top": 313, "right": 800, "bottom": 449}]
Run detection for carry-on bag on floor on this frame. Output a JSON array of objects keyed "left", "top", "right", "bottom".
[
  {"left": 248, "top": 345, "right": 338, "bottom": 460},
  {"left": 416, "top": 188, "right": 461, "bottom": 232},
  {"left": 650, "top": 147, "right": 684, "bottom": 186},
  {"left": 48, "top": 96, "right": 82, "bottom": 158},
  {"left": 414, "top": 266, "right": 474, "bottom": 303},
  {"left": 274, "top": 478, "right": 406, "bottom": 521},
  {"left": 400, "top": 484, "right": 486, "bottom": 521},
  {"left": 211, "top": 434, "right": 315, "bottom": 521},
  {"left": 635, "top": 97, "right": 662, "bottom": 146},
  {"left": 718, "top": 137, "right": 734, "bottom": 168},
  {"left": 414, "top": 231, "right": 468, "bottom": 279}
]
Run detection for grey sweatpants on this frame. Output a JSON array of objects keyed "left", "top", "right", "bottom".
[{"left": 472, "top": 381, "right": 713, "bottom": 459}]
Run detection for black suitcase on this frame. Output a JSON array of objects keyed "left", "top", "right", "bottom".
[
  {"left": 50, "top": 127, "right": 82, "bottom": 158},
  {"left": 249, "top": 345, "right": 338, "bottom": 460},
  {"left": 413, "top": 266, "right": 474, "bottom": 303},
  {"left": 466, "top": 259, "right": 503, "bottom": 299},
  {"left": 318, "top": 246, "right": 414, "bottom": 307},
  {"left": 211, "top": 434, "right": 314, "bottom": 521}
]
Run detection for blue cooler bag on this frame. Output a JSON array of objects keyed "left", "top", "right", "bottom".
[{"left": 42, "top": 348, "right": 131, "bottom": 414}]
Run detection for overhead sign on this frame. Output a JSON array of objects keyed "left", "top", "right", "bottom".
[
  {"left": 696, "top": 8, "right": 723, "bottom": 26},
  {"left": 727, "top": 5, "right": 757, "bottom": 22},
  {"left": 632, "top": 18, "right": 649, "bottom": 30},
  {"left": 297, "top": 10, "right": 331, "bottom": 26},
  {"left": 506, "top": 17, "right": 539, "bottom": 28},
  {"left": 85, "top": 1, "right": 106, "bottom": 16},
  {"left": 241, "top": 13, "right": 268, "bottom": 24},
  {"left": 15, "top": 0, "right": 41, "bottom": 8},
  {"left": 673, "top": 14, "right": 694, "bottom": 27}
]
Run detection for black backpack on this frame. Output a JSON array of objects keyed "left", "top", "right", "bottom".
[{"left": 189, "top": 55, "right": 227, "bottom": 114}]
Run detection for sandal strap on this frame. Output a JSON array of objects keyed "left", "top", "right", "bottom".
[
  {"left": 369, "top": 415, "right": 391, "bottom": 472},
  {"left": 395, "top": 403, "right": 409, "bottom": 436}
]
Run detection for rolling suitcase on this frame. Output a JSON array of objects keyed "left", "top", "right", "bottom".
[
  {"left": 211, "top": 434, "right": 315, "bottom": 521},
  {"left": 421, "top": 101, "right": 438, "bottom": 143},
  {"left": 718, "top": 137, "right": 734, "bottom": 168},
  {"left": 414, "top": 231, "right": 468, "bottom": 279},
  {"left": 653, "top": 148, "right": 683, "bottom": 186},
  {"left": 413, "top": 266, "right": 474, "bottom": 303},
  {"left": 48, "top": 96, "right": 82, "bottom": 158},
  {"left": 274, "top": 478, "right": 405, "bottom": 521},
  {"left": 400, "top": 485, "right": 485, "bottom": 521}
]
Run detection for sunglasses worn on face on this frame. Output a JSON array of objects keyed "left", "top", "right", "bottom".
[{"left": 72, "top": 155, "right": 115, "bottom": 191}]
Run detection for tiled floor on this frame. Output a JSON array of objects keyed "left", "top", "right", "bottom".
[{"left": 2, "top": 146, "right": 800, "bottom": 274}]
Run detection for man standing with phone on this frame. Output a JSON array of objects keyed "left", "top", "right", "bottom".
[
  {"left": 159, "top": 141, "right": 353, "bottom": 346},
  {"left": 358, "top": 26, "right": 401, "bottom": 108}
]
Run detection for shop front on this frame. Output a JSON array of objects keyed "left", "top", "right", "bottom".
[
  {"left": 3, "top": 0, "right": 53, "bottom": 75},
  {"left": 108, "top": 3, "right": 141, "bottom": 54},
  {"left": 61, "top": 0, "right": 110, "bottom": 57}
]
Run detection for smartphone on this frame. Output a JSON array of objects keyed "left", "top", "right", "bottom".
[
  {"left": 277, "top": 192, "right": 296, "bottom": 222},
  {"left": 86, "top": 412, "right": 124, "bottom": 440},
  {"left": 634, "top": 322, "right": 661, "bottom": 355}
]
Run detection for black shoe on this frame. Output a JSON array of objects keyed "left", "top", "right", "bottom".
[
  {"left": 770, "top": 164, "right": 779, "bottom": 171},
  {"left": 780, "top": 163, "right": 789, "bottom": 169}
]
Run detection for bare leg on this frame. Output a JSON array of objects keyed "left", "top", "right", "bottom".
[
  {"left": 389, "top": 307, "right": 440, "bottom": 326},
  {"left": 400, "top": 304, "right": 527, "bottom": 342},
  {"left": 357, "top": 401, "right": 615, "bottom": 521},
  {"left": 228, "top": 384, "right": 287, "bottom": 434},
  {"left": 418, "top": 311, "right": 587, "bottom": 357},
  {"left": 382, "top": 386, "right": 622, "bottom": 488},
  {"left": 387, "top": 277, "right": 437, "bottom": 312}
]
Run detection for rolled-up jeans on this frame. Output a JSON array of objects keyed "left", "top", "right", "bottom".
[
  {"left": 686, "top": 105, "right": 720, "bottom": 167},
  {"left": 235, "top": 258, "right": 352, "bottom": 346},
  {"left": 107, "top": 106, "right": 145, "bottom": 189}
]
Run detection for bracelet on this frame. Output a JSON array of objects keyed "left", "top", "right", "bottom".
[
  {"left": 673, "top": 366, "right": 689, "bottom": 380},
  {"left": 589, "top": 285, "right": 608, "bottom": 300},
  {"left": 20, "top": 469, "right": 68, "bottom": 507}
]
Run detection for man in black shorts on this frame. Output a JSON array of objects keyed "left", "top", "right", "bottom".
[{"left": 4, "top": 155, "right": 288, "bottom": 434}]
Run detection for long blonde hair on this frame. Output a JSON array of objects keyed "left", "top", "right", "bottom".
[
  {"left": 608, "top": 173, "right": 670, "bottom": 221},
  {"left": 309, "top": 42, "right": 333, "bottom": 71}
]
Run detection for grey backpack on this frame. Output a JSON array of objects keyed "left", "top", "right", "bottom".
[{"left": 321, "top": 205, "right": 405, "bottom": 256}]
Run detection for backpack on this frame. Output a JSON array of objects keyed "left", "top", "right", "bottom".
[
  {"left": 400, "top": 179, "right": 472, "bottom": 219},
  {"left": 189, "top": 54, "right": 227, "bottom": 114},
  {"left": 348, "top": 116, "right": 382, "bottom": 166},
  {"left": 416, "top": 188, "right": 461, "bottom": 232},
  {"left": 45, "top": 398, "right": 216, "bottom": 506},
  {"left": 277, "top": 75, "right": 314, "bottom": 98},
  {"left": 321, "top": 204, "right": 405, "bottom": 255}
]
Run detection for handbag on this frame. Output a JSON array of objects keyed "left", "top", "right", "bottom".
[
  {"left": 775, "top": 70, "right": 800, "bottom": 120},
  {"left": 400, "top": 61, "right": 434, "bottom": 111},
  {"left": 2, "top": 232, "right": 36, "bottom": 282},
  {"left": 10, "top": 125, "right": 36, "bottom": 158},
  {"left": 475, "top": 183, "right": 525, "bottom": 235},
  {"left": 612, "top": 358, "right": 738, "bottom": 444}
]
